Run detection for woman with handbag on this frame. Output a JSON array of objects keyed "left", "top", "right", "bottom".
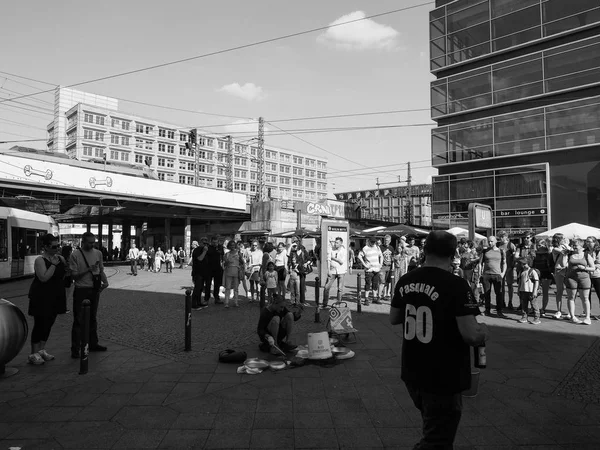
[{"left": 27, "top": 233, "right": 67, "bottom": 365}]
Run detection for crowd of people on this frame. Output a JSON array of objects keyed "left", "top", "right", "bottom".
[
  {"left": 454, "top": 231, "right": 600, "bottom": 325},
  {"left": 188, "top": 237, "right": 315, "bottom": 310}
]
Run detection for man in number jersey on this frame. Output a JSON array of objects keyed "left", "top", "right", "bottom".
[{"left": 390, "top": 231, "right": 489, "bottom": 448}]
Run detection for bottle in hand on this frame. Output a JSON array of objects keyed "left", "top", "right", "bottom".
[{"left": 474, "top": 344, "right": 486, "bottom": 369}]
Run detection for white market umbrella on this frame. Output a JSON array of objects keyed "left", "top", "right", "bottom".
[
  {"left": 535, "top": 222, "right": 600, "bottom": 240},
  {"left": 446, "top": 227, "right": 486, "bottom": 241}
]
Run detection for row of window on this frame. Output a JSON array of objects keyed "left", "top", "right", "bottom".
[
  {"left": 432, "top": 35, "right": 600, "bottom": 118},
  {"left": 158, "top": 143, "right": 175, "bottom": 153},
  {"left": 431, "top": 164, "right": 549, "bottom": 232},
  {"left": 432, "top": 95, "right": 600, "bottom": 165},
  {"left": 430, "top": 0, "right": 600, "bottom": 70}
]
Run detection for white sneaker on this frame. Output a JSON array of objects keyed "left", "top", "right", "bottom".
[
  {"left": 552, "top": 312, "right": 562, "bottom": 319},
  {"left": 28, "top": 353, "right": 45, "bottom": 365},
  {"left": 38, "top": 349, "right": 55, "bottom": 361}
]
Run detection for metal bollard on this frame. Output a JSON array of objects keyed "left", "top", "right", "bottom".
[
  {"left": 356, "top": 272, "right": 362, "bottom": 313},
  {"left": 390, "top": 275, "right": 396, "bottom": 302},
  {"left": 314, "top": 277, "right": 320, "bottom": 323},
  {"left": 79, "top": 299, "right": 90, "bottom": 375},
  {"left": 185, "top": 289, "right": 192, "bottom": 352}
]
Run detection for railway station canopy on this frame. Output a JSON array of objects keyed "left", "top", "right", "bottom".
[{"left": 0, "top": 148, "right": 249, "bottom": 224}]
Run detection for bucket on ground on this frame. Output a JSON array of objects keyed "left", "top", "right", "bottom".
[{"left": 307, "top": 331, "right": 332, "bottom": 360}]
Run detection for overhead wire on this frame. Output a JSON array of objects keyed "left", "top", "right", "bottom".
[{"left": 0, "top": 1, "right": 434, "bottom": 106}]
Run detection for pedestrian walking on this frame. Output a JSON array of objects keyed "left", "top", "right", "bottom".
[
  {"left": 164, "top": 249, "right": 175, "bottom": 273},
  {"left": 128, "top": 243, "right": 139, "bottom": 276},
  {"left": 390, "top": 231, "right": 489, "bottom": 448}
]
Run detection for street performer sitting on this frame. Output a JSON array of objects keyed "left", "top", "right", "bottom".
[{"left": 257, "top": 294, "right": 298, "bottom": 355}]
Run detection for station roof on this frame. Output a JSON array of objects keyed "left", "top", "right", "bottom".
[{"left": 0, "top": 148, "right": 249, "bottom": 224}]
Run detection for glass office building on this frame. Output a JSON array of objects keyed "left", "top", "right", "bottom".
[{"left": 429, "top": 0, "right": 600, "bottom": 235}]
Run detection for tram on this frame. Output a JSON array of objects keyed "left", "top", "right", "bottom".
[{"left": 0, "top": 207, "right": 58, "bottom": 280}]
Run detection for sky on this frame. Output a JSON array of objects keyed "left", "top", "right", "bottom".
[{"left": 0, "top": 0, "right": 437, "bottom": 195}]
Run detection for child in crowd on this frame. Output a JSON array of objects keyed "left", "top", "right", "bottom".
[
  {"left": 517, "top": 256, "right": 541, "bottom": 324},
  {"left": 264, "top": 261, "right": 278, "bottom": 303}
]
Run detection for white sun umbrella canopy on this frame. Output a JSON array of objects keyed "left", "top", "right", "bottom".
[
  {"left": 445, "top": 227, "right": 486, "bottom": 241},
  {"left": 535, "top": 223, "right": 600, "bottom": 240}
]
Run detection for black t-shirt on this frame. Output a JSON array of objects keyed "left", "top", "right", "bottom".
[
  {"left": 380, "top": 245, "right": 395, "bottom": 267},
  {"left": 391, "top": 266, "right": 479, "bottom": 394},
  {"left": 191, "top": 245, "right": 205, "bottom": 276}
]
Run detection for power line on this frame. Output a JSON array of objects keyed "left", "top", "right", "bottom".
[
  {"left": 226, "top": 122, "right": 435, "bottom": 137},
  {"left": 0, "top": 1, "right": 434, "bottom": 106}
]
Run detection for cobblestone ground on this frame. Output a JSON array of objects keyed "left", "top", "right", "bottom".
[
  {"left": 555, "top": 336, "right": 600, "bottom": 403},
  {"left": 4, "top": 264, "right": 600, "bottom": 448},
  {"left": 3, "top": 265, "right": 372, "bottom": 363}
]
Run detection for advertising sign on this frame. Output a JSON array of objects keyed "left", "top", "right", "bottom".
[{"left": 319, "top": 219, "right": 350, "bottom": 287}]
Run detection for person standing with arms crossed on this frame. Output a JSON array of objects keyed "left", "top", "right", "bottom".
[
  {"left": 69, "top": 232, "right": 109, "bottom": 358},
  {"left": 390, "top": 231, "right": 489, "bottom": 448}
]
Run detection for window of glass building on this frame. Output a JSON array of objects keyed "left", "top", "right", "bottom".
[{"left": 543, "top": 0, "right": 600, "bottom": 37}]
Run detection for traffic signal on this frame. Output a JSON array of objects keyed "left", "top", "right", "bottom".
[{"left": 189, "top": 129, "right": 197, "bottom": 145}]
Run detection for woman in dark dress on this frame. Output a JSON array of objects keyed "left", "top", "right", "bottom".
[{"left": 27, "top": 233, "right": 67, "bottom": 365}]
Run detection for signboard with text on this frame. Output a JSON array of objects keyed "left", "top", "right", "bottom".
[{"left": 468, "top": 203, "right": 493, "bottom": 240}]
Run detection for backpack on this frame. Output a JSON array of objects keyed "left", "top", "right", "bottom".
[{"left": 528, "top": 267, "right": 541, "bottom": 281}]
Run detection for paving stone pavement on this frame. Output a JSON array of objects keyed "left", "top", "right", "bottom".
[{"left": 1, "top": 265, "right": 600, "bottom": 449}]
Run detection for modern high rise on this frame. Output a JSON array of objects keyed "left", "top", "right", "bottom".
[
  {"left": 46, "top": 87, "right": 328, "bottom": 204},
  {"left": 429, "top": 0, "right": 600, "bottom": 235}
]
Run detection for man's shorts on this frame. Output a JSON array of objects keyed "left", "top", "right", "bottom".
[
  {"left": 365, "top": 271, "right": 380, "bottom": 291},
  {"left": 379, "top": 265, "right": 392, "bottom": 284}
]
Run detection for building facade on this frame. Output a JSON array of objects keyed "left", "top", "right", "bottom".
[
  {"left": 334, "top": 184, "right": 432, "bottom": 227},
  {"left": 47, "top": 87, "right": 328, "bottom": 204},
  {"left": 429, "top": 0, "right": 600, "bottom": 235}
]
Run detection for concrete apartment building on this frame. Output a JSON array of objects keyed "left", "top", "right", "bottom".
[
  {"left": 429, "top": 0, "right": 600, "bottom": 234},
  {"left": 334, "top": 184, "right": 432, "bottom": 227},
  {"left": 46, "top": 87, "right": 328, "bottom": 204}
]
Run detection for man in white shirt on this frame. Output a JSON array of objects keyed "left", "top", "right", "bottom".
[
  {"left": 358, "top": 238, "right": 383, "bottom": 305},
  {"left": 322, "top": 237, "right": 348, "bottom": 309},
  {"left": 128, "top": 243, "right": 140, "bottom": 276}
]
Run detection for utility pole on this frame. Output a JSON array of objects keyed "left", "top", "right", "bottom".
[
  {"left": 257, "top": 117, "right": 266, "bottom": 202},
  {"left": 226, "top": 135, "right": 234, "bottom": 192},
  {"left": 405, "top": 162, "right": 413, "bottom": 225},
  {"left": 188, "top": 128, "right": 199, "bottom": 186}
]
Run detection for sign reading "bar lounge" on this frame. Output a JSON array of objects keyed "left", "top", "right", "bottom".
[{"left": 497, "top": 208, "right": 546, "bottom": 217}]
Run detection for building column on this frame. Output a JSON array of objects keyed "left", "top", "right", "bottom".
[
  {"left": 184, "top": 217, "right": 191, "bottom": 257},
  {"left": 165, "top": 218, "right": 171, "bottom": 250},
  {"left": 121, "top": 220, "right": 131, "bottom": 261},
  {"left": 86, "top": 223, "right": 91, "bottom": 233},
  {"left": 97, "top": 210, "right": 104, "bottom": 252},
  {"left": 107, "top": 221, "right": 114, "bottom": 261}
]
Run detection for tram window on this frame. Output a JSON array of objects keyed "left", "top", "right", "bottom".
[{"left": 0, "top": 219, "right": 7, "bottom": 261}]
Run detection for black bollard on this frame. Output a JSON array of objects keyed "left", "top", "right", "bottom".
[
  {"left": 356, "top": 272, "right": 362, "bottom": 313},
  {"left": 79, "top": 299, "right": 90, "bottom": 375},
  {"left": 185, "top": 289, "right": 192, "bottom": 351},
  {"left": 314, "top": 277, "right": 320, "bottom": 323}
]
